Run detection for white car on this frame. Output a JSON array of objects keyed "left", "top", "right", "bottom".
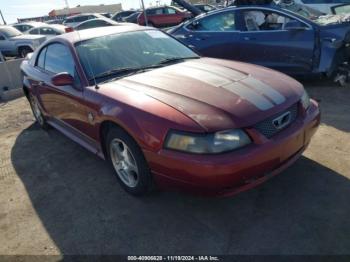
[
  {"left": 63, "top": 13, "right": 106, "bottom": 28},
  {"left": 293, "top": 0, "right": 350, "bottom": 14},
  {"left": 26, "top": 25, "right": 67, "bottom": 39},
  {"left": 12, "top": 22, "right": 47, "bottom": 33},
  {"left": 0, "top": 26, "right": 46, "bottom": 58}
]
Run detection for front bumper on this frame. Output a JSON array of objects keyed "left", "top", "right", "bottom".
[{"left": 143, "top": 100, "right": 321, "bottom": 196}]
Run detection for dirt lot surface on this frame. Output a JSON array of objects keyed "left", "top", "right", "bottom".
[{"left": 0, "top": 82, "right": 349, "bottom": 255}]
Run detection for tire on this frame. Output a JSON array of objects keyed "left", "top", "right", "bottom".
[
  {"left": 147, "top": 22, "right": 155, "bottom": 27},
  {"left": 18, "top": 46, "right": 32, "bottom": 58},
  {"left": 28, "top": 93, "right": 49, "bottom": 130},
  {"left": 106, "top": 126, "right": 154, "bottom": 196}
]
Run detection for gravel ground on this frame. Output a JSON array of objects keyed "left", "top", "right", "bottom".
[{"left": 0, "top": 82, "right": 349, "bottom": 255}]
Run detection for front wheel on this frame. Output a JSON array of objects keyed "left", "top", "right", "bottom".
[
  {"left": 28, "top": 94, "right": 49, "bottom": 130},
  {"left": 106, "top": 127, "right": 154, "bottom": 196}
]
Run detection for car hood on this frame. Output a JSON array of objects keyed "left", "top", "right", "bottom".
[
  {"left": 11, "top": 34, "right": 46, "bottom": 41},
  {"left": 103, "top": 58, "right": 303, "bottom": 132}
]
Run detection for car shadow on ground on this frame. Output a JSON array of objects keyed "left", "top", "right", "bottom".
[{"left": 10, "top": 123, "right": 350, "bottom": 254}]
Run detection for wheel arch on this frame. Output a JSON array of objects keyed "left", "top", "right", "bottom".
[{"left": 98, "top": 120, "right": 142, "bottom": 160}]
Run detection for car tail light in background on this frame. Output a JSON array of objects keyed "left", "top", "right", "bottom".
[{"left": 65, "top": 27, "right": 74, "bottom": 33}]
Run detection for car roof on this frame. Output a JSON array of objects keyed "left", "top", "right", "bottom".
[
  {"left": 15, "top": 21, "right": 46, "bottom": 26},
  {"left": 66, "top": 13, "right": 100, "bottom": 19},
  {"left": 31, "top": 24, "right": 66, "bottom": 30},
  {"left": 55, "top": 24, "right": 149, "bottom": 44}
]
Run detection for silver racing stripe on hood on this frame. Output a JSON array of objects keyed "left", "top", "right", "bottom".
[
  {"left": 222, "top": 82, "right": 274, "bottom": 111},
  {"left": 182, "top": 62, "right": 247, "bottom": 82},
  {"left": 241, "top": 77, "right": 286, "bottom": 105},
  {"left": 168, "top": 65, "right": 231, "bottom": 87}
]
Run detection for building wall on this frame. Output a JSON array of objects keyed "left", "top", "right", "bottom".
[{"left": 49, "top": 4, "right": 123, "bottom": 17}]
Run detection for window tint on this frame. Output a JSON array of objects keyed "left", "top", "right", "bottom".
[
  {"left": 36, "top": 47, "right": 47, "bottom": 68},
  {"left": 40, "top": 27, "right": 57, "bottom": 35},
  {"left": 166, "top": 8, "right": 177, "bottom": 14},
  {"left": 77, "top": 20, "right": 111, "bottom": 30},
  {"left": 65, "top": 18, "right": 74, "bottom": 23},
  {"left": 191, "top": 12, "right": 236, "bottom": 31},
  {"left": 147, "top": 8, "right": 163, "bottom": 15},
  {"left": 45, "top": 43, "right": 75, "bottom": 76},
  {"left": 75, "top": 15, "right": 89, "bottom": 22},
  {"left": 243, "top": 10, "right": 299, "bottom": 31},
  {"left": 29, "top": 28, "right": 40, "bottom": 34}
]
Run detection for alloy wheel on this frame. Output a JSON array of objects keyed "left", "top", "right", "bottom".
[{"left": 109, "top": 138, "right": 139, "bottom": 188}]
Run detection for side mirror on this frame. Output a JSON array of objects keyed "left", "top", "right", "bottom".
[
  {"left": 284, "top": 20, "right": 307, "bottom": 31},
  {"left": 51, "top": 72, "right": 74, "bottom": 86}
]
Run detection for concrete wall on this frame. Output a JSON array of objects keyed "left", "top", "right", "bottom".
[
  {"left": 0, "top": 54, "right": 24, "bottom": 99},
  {"left": 50, "top": 3, "right": 123, "bottom": 16}
]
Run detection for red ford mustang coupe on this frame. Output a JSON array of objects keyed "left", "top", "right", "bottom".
[{"left": 21, "top": 25, "right": 320, "bottom": 196}]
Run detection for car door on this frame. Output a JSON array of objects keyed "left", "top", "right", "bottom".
[
  {"left": 238, "top": 8, "right": 316, "bottom": 74},
  {"left": 180, "top": 10, "right": 241, "bottom": 61},
  {"left": 0, "top": 33, "right": 14, "bottom": 56},
  {"left": 164, "top": 7, "right": 182, "bottom": 26},
  {"left": 34, "top": 43, "right": 88, "bottom": 135}
]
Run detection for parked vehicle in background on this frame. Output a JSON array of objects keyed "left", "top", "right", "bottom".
[
  {"left": 26, "top": 25, "right": 67, "bottom": 39},
  {"left": 63, "top": 13, "right": 106, "bottom": 28},
  {"left": 46, "top": 19, "right": 65, "bottom": 25},
  {"left": 21, "top": 26, "right": 320, "bottom": 197},
  {"left": 100, "top": 13, "right": 112, "bottom": 18},
  {"left": 138, "top": 6, "right": 192, "bottom": 27},
  {"left": 13, "top": 22, "right": 46, "bottom": 33},
  {"left": 0, "top": 26, "right": 46, "bottom": 58},
  {"left": 111, "top": 10, "right": 138, "bottom": 22},
  {"left": 291, "top": 0, "right": 350, "bottom": 14},
  {"left": 194, "top": 4, "right": 217, "bottom": 12},
  {"left": 123, "top": 12, "right": 142, "bottom": 23},
  {"left": 74, "top": 18, "right": 124, "bottom": 31},
  {"left": 169, "top": 5, "right": 350, "bottom": 86}
]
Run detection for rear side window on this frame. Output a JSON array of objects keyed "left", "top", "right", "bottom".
[
  {"left": 75, "top": 16, "right": 89, "bottom": 22},
  {"left": 190, "top": 12, "right": 236, "bottom": 32},
  {"left": 44, "top": 43, "right": 75, "bottom": 76},
  {"left": 29, "top": 28, "right": 39, "bottom": 34},
  {"left": 165, "top": 8, "right": 177, "bottom": 14},
  {"left": 40, "top": 27, "right": 57, "bottom": 35}
]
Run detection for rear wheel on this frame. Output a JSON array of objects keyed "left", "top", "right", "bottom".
[
  {"left": 18, "top": 46, "right": 32, "bottom": 58},
  {"left": 106, "top": 126, "right": 154, "bottom": 196}
]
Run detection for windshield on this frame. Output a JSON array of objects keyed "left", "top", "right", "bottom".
[
  {"left": 1, "top": 27, "right": 22, "bottom": 38},
  {"left": 76, "top": 30, "right": 199, "bottom": 83}
]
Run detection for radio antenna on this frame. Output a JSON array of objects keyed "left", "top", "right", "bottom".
[{"left": 76, "top": 29, "right": 99, "bottom": 89}]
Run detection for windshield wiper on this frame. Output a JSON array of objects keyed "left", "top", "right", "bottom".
[
  {"left": 92, "top": 67, "right": 141, "bottom": 81},
  {"left": 156, "top": 56, "right": 200, "bottom": 66}
]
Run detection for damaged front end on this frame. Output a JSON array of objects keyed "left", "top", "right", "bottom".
[{"left": 317, "top": 22, "right": 350, "bottom": 86}]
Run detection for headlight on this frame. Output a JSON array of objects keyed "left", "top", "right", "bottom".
[
  {"left": 301, "top": 90, "right": 311, "bottom": 110},
  {"left": 165, "top": 129, "right": 251, "bottom": 154}
]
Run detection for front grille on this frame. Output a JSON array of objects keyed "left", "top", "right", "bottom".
[{"left": 254, "top": 103, "right": 299, "bottom": 138}]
